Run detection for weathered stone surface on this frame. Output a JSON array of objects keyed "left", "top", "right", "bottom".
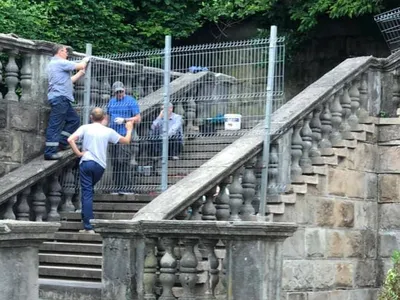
[
  {"left": 315, "top": 199, "right": 335, "bottom": 227},
  {"left": 287, "top": 292, "right": 306, "bottom": 300},
  {"left": 354, "top": 260, "right": 377, "bottom": 287},
  {"left": 346, "top": 143, "right": 378, "bottom": 171},
  {"left": 334, "top": 201, "right": 354, "bottom": 227},
  {"left": 364, "top": 172, "right": 378, "bottom": 200},
  {"left": 378, "top": 146, "right": 400, "bottom": 173},
  {"left": 379, "top": 174, "right": 400, "bottom": 202},
  {"left": 379, "top": 233, "right": 399, "bottom": 257},
  {"left": 362, "top": 229, "right": 377, "bottom": 259},
  {"left": 328, "top": 169, "right": 367, "bottom": 199},
  {"left": 307, "top": 291, "right": 329, "bottom": 300},
  {"left": 305, "top": 228, "right": 325, "bottom": 258},
  {"left": 283, "top": 228, "right": 306, "bottom": 259},
  {"left": 0, "top": 130, "right": 22, "bottom": 162},
  {"left": 22, "top": 133, "right": 45, "bottom": 162},
  {"left": 378, "top": 124, "right": 400, "bottom": 142},
  {"left": 354, "top": 202, "right": 378, "bottom": 230},
  {"left": 282, "top": 260, "right": 314, "bottom": 290},
  {"left": 9, "top": 103, "right": 39, "bottom": 132},
  {"left": 326, "top": 230, "right": 363, "bottom": 258},
  {"left": 335, "top": 263, "right": 353, "bottom": 287},
  {"left": 348, "top": 289, "right": 379, "bottom": 300},
  {"left": 313, "top": 261, "right": 336, "bottom": 289},
  {"left": 0, "top": 105, "right": 7, "bottom": 129},
  {"left": 379, "top": 203, "right": 400, "bottom": 230}
]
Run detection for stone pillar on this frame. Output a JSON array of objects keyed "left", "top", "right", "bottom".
[
  {"left": 98, "top": 223, "right": 143, "bottom": 300},
  {"left": 0, "top": 221, "right": 59, "bottom": 300}
]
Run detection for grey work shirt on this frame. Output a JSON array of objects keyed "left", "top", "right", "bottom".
[
  {"left": 47, "top": 57, "right": 77, "bottom": 101},
  {"left": 74, "top": 123, "right": 121, "bottom": 169}
]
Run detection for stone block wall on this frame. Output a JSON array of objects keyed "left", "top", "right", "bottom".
[{"left": 280, "top": 135, "right": 381, "bottom": 299}]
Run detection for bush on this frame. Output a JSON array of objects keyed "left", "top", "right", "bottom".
[{"left": 379, "top": 251, "right": 400, "bottom": 300}]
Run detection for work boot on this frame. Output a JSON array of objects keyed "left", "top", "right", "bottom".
[{"left": 44, "top": 153, "right": 62, "bottom": 160}]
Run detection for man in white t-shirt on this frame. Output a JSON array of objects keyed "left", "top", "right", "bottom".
[{"left": 67, "top": 107, "right": 133, "bottom": 234}]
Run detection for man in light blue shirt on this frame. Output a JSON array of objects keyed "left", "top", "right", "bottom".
[
  {"left": 68, "top": 107, "right": 133, "bottom": 234},
  {"left": 149, "top": 102, "right": 183, "bottom": 160},
  {"left": 44, "top": 44, "right": 89, "bottom": 160}
]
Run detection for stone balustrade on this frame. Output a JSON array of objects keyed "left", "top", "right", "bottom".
[
  {"left": 0, "top": 220, "right": 60, "bottom": 300},
  {"left": 92, "top": 219, "right": 297, "bottom": 300}
]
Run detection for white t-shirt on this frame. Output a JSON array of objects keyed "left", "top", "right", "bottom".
[{"left": 74, "top": 123, "right": 121, "bottom": 168}]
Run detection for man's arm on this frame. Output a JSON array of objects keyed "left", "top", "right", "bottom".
[
  {"left": 67, "top": 128, "right": 84, "bottom": 157},
  {"left": 71, "top": 69, "right": 85, "bottom": 83},
  {"left": 74, "top": 57, "right": 90, "bottom": 71},
  {"left": 168, "top": 115, "right": 183, "bottom": 136},
  {"left": 118, "top": 121, "right": 134, "bottom": 144}
]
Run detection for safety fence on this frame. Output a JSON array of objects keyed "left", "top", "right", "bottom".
[{"left": 66, "top": 37, "right": 286, "bottom": 193}]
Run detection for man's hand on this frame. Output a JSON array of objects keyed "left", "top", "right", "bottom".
[
  {"left": 125, "top": 120, "right": 133, "bottom": 131},
  {"left": 114, "top": 117, "right": 125, "bottom": 125},
  {"left": 82, "top": 56, "right": 90, "bottom": 64},
  {"left": 158, "top": 110, "right": 164, "bottom": 119},
  {"left": 78, "top": 69, "right": 85, "bottom": 75}
]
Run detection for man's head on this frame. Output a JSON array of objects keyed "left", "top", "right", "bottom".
[
  {"left": 52, "top": 44, "right": 70, "bottom": 60},
  {"left": 112, "top": 81, "right": 125, "bottom": 99},
  {"left": 90, "top": 107, "right": 105, "bottom": 122},
  {"left": 161, "top": 102, "right": 174, "bottom": 116}
]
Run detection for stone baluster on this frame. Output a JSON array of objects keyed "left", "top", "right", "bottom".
[
  {"left": 90, "top": 75, "right": 100, "bottom": 107},
  {"left": 252, "top": 154, "right": 263, "bottom": 214},
  {"left": 267, "top": 144, "right": 279, "bottom": 196},
  {"left": 47, "top": 172, "right": 62, "bottom": 221},
  {"left": 99, "top": 68, "right": 111, "bottom": 106},
  {"left": 291, "top": 120, "right": 303, "bottom": 180},
  {"left": 32, "top": 180, "right": 46, "bottom": 221},
  {"left": 16, "top": 186, "right": 31, "bottom": 221},
  {"left": 3, "top": 196, "right": 17, "bottom": 220},
  {"left": 20, "top": 54, "right": 32, "bottom": 102},
  {"left": 143, "top": 238, "right": 158, "bottom": 300},
  {"left": 241, "top": 157, "right": 256, "bottom": 220},
  {"left": 393, "top": 69, "right": 400, "bottom": 115},
  {"left": 159, "top": 238, "right": 177, "bottom": 300},
  {"left": 202, "top": 239, "right": 219, "bottom": 300},
  {"left": 229, "top": 168, "right": 243, "bottom": 221},
  {"left": 340, "top": 84, "right": 354, "bottom": 140},
  {"left": 358, "top": 72, "right": 369, "bottom": 121},
  {"left": 319, "top": 97, "right": 333, "bottom": 155},
  {"left": 185, "top": 94, "right": 198, "bottom": 134},
  {"left": 190, "top": 197, "right": 204, "bottom": 220},
  {"left": 330, "top": 91, "right": 343, "bottom": 147},
  {"left": 202, "top": 187, "right": 217, "bottom": 221},
  {"left": 60, "top": 165, "right": 76, "bottom": 212},
  {"left": 4, "top": 50, "right": 19, "bottom": 101},
  {"left": 221, "top": 241, "right": 228, "bottom": 294},
  {"left": 300, "top": 113, "right": 313, "bottom": 174},
  {"left": 309, "top": 105, "right": 323, "bottom": 164},
  {"left": 179, "top": 239, "right": 198, "bottom": 300},
  {"left": 348, "top": 79, "right": 360, "bottom": 130},
  {"left": 215, "top": 176, "right": 231, "bottom": 221}
]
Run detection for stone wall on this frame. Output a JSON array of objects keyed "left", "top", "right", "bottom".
[{"left": 280, "top": 127, "right": 381, "bottom": 299}]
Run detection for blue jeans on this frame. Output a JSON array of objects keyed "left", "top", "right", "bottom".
[
  {"left": 45, "top": 96, "right": 80, "bottom": 156},
  {"left": 79, "top": 161, "right": 105, "bottom": 230}
]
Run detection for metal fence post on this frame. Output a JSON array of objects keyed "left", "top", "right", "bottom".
[
  {"left": 161, "top": 36, "right": 172, "bottom": 192},
  {"left": 259, "top": 26, "right": 278, "bottom": 217},
  {"left": 83, "top": 43, "right": 92, "bottom": 125}
]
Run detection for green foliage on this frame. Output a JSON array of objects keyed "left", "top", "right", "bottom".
[
  {"left": 0, "top": 0, "right": 397, "bottom": 54},
  {"left": 379, "top": 250, "right": 400, "bottom": 300}
]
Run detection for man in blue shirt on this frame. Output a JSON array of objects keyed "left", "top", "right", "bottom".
[
  {"left": 44, "top": 44, "right": 89, "bottom": 160},
  {"left": 149, "top": 102, "right": 183, "bottom": 160},
  {"left": 103, "top": 81, "right": 141, "bottom": 194}
]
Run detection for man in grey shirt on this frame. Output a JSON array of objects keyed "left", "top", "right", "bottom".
[
  {"left": 44, "top": 44, "right": 89, "bottom": 160},
  {"left": 68, "top": 107, "right": 133, "bottom": 234}
]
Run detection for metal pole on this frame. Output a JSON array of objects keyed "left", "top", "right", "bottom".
[
  {"left": 259, "top": 26, "right": 278, "bottom": 217},
  {"left": 83, "top": 43, "right": 92, "bottom": 125},
  {"left": 161, "top": 35, "right": 172, "bottom": 192}
]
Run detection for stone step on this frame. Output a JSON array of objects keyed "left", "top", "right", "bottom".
[
  {"left": 40, "top": 242, "right": 102, "bottom": 254},
  {"left": 266, "top": 203, "right": 285, "bottom": 215},
  {"left": 39, "top": 279, "right": 101, "bottom": 300},
  {"left": 92, "top": 202, "right": 145, "bottom": 212},
  {"left": 52, "top": 232, "right": 102, "bottom": 243},
  {"left": 179, "top": 151, "right": 219, "bottom": 160},
  {"left": 183, "top": 143, "right": 230, "bottom": 153},
  {"left": 39, "top": 266, "right": 101, "bottom": 280},
  {"left": 59, "top": 221, "right": 83, "bottom": 231},
  {"left": 155, "top": 159, "right": 209, "bottom": 168},
  {"left": 291, "top": 183, "right": 307, "bottom": 194},
  {"left": 60, "top": 212, "right": 135, "bottom": 221},
  {"left": 39, "top": 253, "right": 102, "bottom": 266},
  {"left": 93, "top": 194, "right": 155, "bottom": 202},
  {"left": 134, "top": 175, "right": 185, "bottom": 186},
  {"left": 184, "top": 137, "right": 236, "bottom": 145}
]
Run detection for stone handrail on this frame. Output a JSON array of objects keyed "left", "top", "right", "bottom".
[
  {"left": 132, "top": 55, "right": 386, "bottom": 221},
  {"left": 92, "top": 219, "right": 297, "bottom": 300}
]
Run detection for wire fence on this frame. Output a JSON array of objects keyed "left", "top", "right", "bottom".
[
  {"left": 375, "top": 7, "right": 400, "bottom": 53},
  {"left": 67, "top": 37, "right": 286, "bottom": 194}
]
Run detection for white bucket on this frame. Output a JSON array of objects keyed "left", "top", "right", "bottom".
[{"left": 224, "top": 114, "right": 241, "bottom": 130}]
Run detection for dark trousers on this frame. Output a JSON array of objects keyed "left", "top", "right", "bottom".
[
  {"left": 45, "top": 96, "right": 80, "bottom": 156},
  {"left": 79, "top": 161, "right": 105, "bottom": 230},
  {"left": 109, "top": 144, "right": 135, "bottom": 192},
  {"left": 148, "top": 137, "right": 183, "bottom": 157}
]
